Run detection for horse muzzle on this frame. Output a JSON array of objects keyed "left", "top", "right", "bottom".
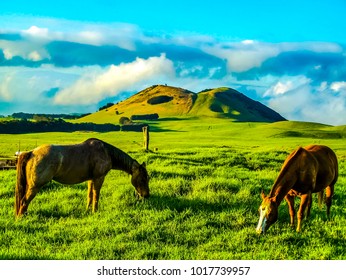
[
  {"left": 256, "top": 217, "right": 267, "bottom": 235},
  {"left": 134, "top": 191, "right": 150, "bottom": 199}
]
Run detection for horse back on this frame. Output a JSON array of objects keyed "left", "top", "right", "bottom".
[
  {"left": 304, "top": 145, "right": 338, "bottom": 191},
  {"left": 53, "top": 140, "right": 112, "bottom": 183}
]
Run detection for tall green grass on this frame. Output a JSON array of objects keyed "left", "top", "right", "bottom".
[{"left": 0, "top": 119, "right": 345, "bottom": 259}]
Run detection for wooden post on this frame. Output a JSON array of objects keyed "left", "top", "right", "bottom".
[{"left": 143, "top": 126, "right": 149, "bottom": 151}]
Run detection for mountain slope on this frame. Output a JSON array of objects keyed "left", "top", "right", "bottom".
[
  {"left": 78, "top": 85, "right": 196, "bottom": 124},
  {"left": 189, "top": 87, "right": 285, "bottom": 122},
  {"left": 77, "top": 85, "right": 285, "bottom": 124}
]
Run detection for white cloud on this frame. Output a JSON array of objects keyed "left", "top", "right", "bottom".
[
  {"left": 318, "top": 81, "right": 328, "bottom": 91},
  {"left": 22, "top": 26, "right": 50, "bottom": 40},
  {"left": 266, "top": 81, "right": 293, "bottom": 96},
  {"left": 301, "top": 95, "right": 346, "bottom": 125},
  {"left": 264, "top": 76, "right": 310, "bottom": 97},
  {"left": 28, "top": 51, "right": 42, "bottom": 61},
  {"left": 330, "top": 81, "right": 346, "bottom": 92},
  {"left": 266, "top": 79, "right": 346, "bottom": 125},
  {"left": 54, "top": 54, "right": 175, "bottom": 105},
  {"left": 241, "top": 40, "right": 255, "bottom": 45},
  {"left": 0, "top": 39, "right": 50, "bottom": 61},
  {"left": 202, "top": 41, "right": 280, "bottom": 72},
  {"left": 267, "top": 84, "right": 311, "bottom": 116},
  {"left": 202, "top": 41, "right": 342, "bottom": 72},
  {"left": 0, "top": 74, "right": 13, "bottom": 101},
  {"left": 18, "top": 21, "right": 143, "bottom": 50},
  {"left": 2, "top": 49, "right": 13, "bottom": 60}
]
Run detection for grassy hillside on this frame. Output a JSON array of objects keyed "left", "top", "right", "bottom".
[
  {"left": 189, "top": 87, "right": 285, "bottom": 122},
  {"left": 76, "top": 85, "right": 285, "bottom": 124},
  {"left": 0, "top": 118, "right": 345, "bottom": 260},
  {"left": 77, "top": 85, "right": 196, "bottom": 124}
]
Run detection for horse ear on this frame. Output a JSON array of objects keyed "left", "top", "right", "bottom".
[
  {"left": 261, "top": 189, "right": 266, "bottom": 199},
  {"left": 132, "top": 161, "right": 140, "bottom": 171},
  {"left": 141, "top": 162, "right": 146, "bottom": 168}
]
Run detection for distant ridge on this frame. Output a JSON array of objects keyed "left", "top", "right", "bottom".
[{"left": 78, "top": 85, "right": 286, "bottom": 124}]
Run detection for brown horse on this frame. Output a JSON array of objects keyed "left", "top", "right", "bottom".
[
  {"left": 15, "top": 138, "right": 149, "bottom": 217},
  {"left": 256, "top": 145, "right": 338, "bottom": 234}
]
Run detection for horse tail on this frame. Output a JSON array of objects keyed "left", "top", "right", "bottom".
[
  {"left": 15, "top": 151, "right": 32, "bottom": 216},
  {"left": 318, "top": 190, "right": 324, "bottom": 210}
]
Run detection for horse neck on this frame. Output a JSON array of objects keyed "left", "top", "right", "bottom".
[
  {"left": 106, "top": 144, "right": 135, "bottom": 175},
  {"left": 269, "top": 148, "right": 303, "bottom": 204}
]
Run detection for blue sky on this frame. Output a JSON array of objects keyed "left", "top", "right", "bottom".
[{"left": 1, "top": 0, "right": 346, "bottom": 124}]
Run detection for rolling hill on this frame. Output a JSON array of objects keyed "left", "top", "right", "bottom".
[
  {"left": 77, "top": 85, "right": 286, "bottom": 124},
  {"left": 189, "top": 87, "right": 285, "bottom": 121}
]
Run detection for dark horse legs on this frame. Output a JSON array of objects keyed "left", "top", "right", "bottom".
[
  {"left": 87, "top": 177, "right": 105, "bottom": 212},
  {"left": 325, "top": 185, "right": 334, "bottom": 217}
]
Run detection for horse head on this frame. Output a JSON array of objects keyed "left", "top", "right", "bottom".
[
  {"left": 131, "top": 161, "right": 150, "bottom": 199},
  {"left": 256, "top": 191, "right": 278, "bottom": 234}
]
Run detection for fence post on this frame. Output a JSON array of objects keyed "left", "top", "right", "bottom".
[{"left": 142, "top": 126, "right": 149, "bottom": 151}]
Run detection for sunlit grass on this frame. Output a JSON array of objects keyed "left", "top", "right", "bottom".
[{"left": 0, "top": 118, "right": 345, "bottom": 259}]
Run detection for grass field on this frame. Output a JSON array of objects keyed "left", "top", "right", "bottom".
[{"left": 0, "top": 118, "right": 345, "bottom": 259}]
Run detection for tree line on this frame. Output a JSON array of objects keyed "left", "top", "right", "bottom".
[
  {"left": 0, "top": 119, "right": 119, "bottom": 134},
  {"left": 11, "top": 112, "right": 90, "bottom": 120}
]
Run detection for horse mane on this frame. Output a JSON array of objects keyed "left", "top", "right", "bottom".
[
  {"left": 269, "top": 147, "right": 305, "bottom": 197},
  {"left": 101, "top": 140, "right": 136, "bottom": 174}
]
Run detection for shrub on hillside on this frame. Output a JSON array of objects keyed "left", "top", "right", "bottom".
[
  {"left": 119, "top": 117, "right": 132, "bottom": 125},
  {"left": 130, "top": 113, "right": 159, "bottom": 121},
  {"left": 121, "top": 123, "right": 148, "bottom": 132},
  {"left": 98, "top": 103, "right": 114, "bottom": 111}
]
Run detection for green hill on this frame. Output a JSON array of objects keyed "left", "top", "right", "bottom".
[
  {"left": 76, "top": 85, "right": 285, "bottom": 124},
  {"left": 189, "top": 87, "right": 285, "bottom": 122}
]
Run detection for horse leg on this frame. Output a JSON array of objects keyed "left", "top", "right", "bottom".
[
  {"left": 285, "top": 194, "right": 295, "bottom": 227},
  {"left": 305, "top": 193, "right": 313, "bottom": 219},
  {"left": 297, "top": 192, "right": 311, "bottom": 232},
  {"left": 325, "top": 185, "right": 334, "bottom": 219},
  {"left": 87, "top": 180, "right": 93, "bottom": 211},
  {"left": 18, "top": 185, "right": 40, "bottom": 216},
  {"left": 91, "top": 177, "right": 105, "bottom": 212}
]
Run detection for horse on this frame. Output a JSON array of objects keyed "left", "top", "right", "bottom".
[
  {"left": 256, "top": 145, "right": 338, "bottom": 234},
  {"left": 15, "top": 138, "right": 149, "bottom": 217}
]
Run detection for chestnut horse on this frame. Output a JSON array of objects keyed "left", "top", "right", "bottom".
[
  {"left": 15, "top": 138, "right": 149, "bottom": 217},
  {"left": 256, "top": 145, "right": 338, "bottom": 234}
]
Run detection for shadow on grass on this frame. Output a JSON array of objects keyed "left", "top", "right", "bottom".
[
  {"left": 43, "top": 181, "right": 87, "bottom": 192},
  {"left": 146, "top": 193, "right": 251, "bottom": 214}
]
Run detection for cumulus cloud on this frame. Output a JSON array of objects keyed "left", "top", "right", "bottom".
[
  {"left": 2, "top": 49, "right": 13, "bottom": 59},
  {"left": 21, "top": 26, "right": 50, "bottom": 41},
  {"left": 331, "top": 81, "right": 346, "bottom": 92},
  {"left": 265, "top": 81, "right": 293, "bottom": 96},
  {"left": 264, "top": 76, "right": 311, "bottom": 97},
  {"left": 54, "top": 54, "right": 175, "bottom": 105},
  {"left": 0, "top": 37, "right": 50, "bottom": 62},
  {"left": 266, "top": 78, "right": 346, "bottom": 125}
]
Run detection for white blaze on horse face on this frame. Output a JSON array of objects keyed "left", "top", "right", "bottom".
[{"left": 256, "top": 207, "right": 267, "bottom": 234}]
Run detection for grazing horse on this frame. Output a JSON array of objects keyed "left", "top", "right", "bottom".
[
  {"left": 15, "top": 138, "right": 149, "bottom": 217},
  {"left": 256, "top": 145, "right": 338, "bottom": 234}
]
